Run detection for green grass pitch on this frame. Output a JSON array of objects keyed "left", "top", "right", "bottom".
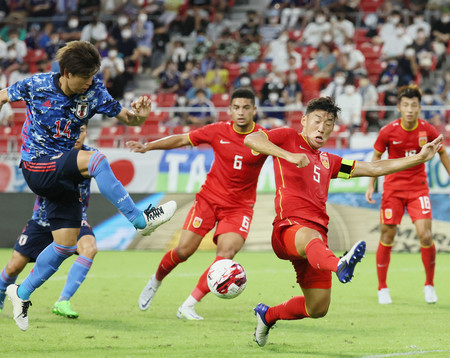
[{"left": 0, "top": 249, "right": 449, "bottom": 358}]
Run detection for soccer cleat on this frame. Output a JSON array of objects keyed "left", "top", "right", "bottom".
[
  {"left": 254, "top": 303, "right": 274, "bottom": 347},
  {"left": 6, "top": 284, "right": 32, "bottom": 331},
  {"left": 177, "top": 305, "right": 204, "bottom": 320},
  {"left": 378, "top": 288, "right": 392, "bottom": 304},
  {"left": 52, "top": 300, "right": 79, "bottom": 319},
  {"left": 336, "top": 240, "right": 366, "bottom": 283},
  {"left": 138, "top": 200, "right": 177, "bottom": 236},
  {"left": 138, "top": 274, "right": 160, "bottom": 311},
  {"left": 424, "top": 285, "right": 437, "bottom": 304}
]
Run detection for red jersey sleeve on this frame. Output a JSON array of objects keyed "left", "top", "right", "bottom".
[
  {"left": 188, "top": 122, "right": 221, "bottom": 146},
  {"left": 373, "top": 125, "right": 390, "bottom": 154}
]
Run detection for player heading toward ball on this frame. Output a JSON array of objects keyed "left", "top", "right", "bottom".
[
  {"left": 127, "top": 88, "right": 267, "bottom": 320},
  {"left": 244, "top": 96, "right": 443, "bottom": 347},
  {"left": 0, "top": 41, "right": 176, "bottom": 331},
  {"left": 365, "top": 85, "right": 450, "bottom": 305}
]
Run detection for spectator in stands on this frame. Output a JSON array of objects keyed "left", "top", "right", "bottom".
[
  {"left": 358, "top": 74, "right": 380, "bottom": 132},
  {"left": 215, "top": 29, "right": 239, "bottom": 63},
  {"left": 264, "top": 30, "right": 289, "bottom": 70},
  {"left": 260, "top": 70, "right": 285, "bottom": 104},
  {"left": 77, "top": 0, "right": 101, "bottom": 17},
  {"left": 330, "top": 12, "right": 355, "bottom": 48},
  {"left": 378, "top": 10, "right": 402, "bottom": 45},
  {"left": 8, "top": 61, "right": 31, "bottom": 85},
  {"left": 252, "top": 63, "right": 270, "bottom": 80},
  {"left": 25, "top": 23, "right": 41, "bottom": 50},
  {"left": 171, "top": 40, "right": 189, "bottom": 72},
  {"left": 6, "top": 28, "right": 27, "bottom": 61},
  {"left": 437, "top": 68, "right": 450, "bottom": 105},
  {"left": 117, "top": 24, "right": 138, "bottom": 62},
  {"left": 0, "top": 0, "right": 10, "bottom": 21},
  {"left": 377, "top": 61, "right": 399, "bottom": 123},
  {"left": 109, "top": 14, "right": 130, "bottom": 47},
  {"left": 38, "top": 22, "right": 54, "bottom": 50},
  {"left": 0, "top": 13, "right": 26, "bottom": 43},
  {"left": 259, "top": 11, "right": 283, "bottom": 45},
  {"left": 320, "top": 68, "right": 346, "bottom": 99},
  {"left": 187, "top": 88, "right": 216, "bottom": 125},
  {"left": 407, "top": 12, "right": 431, "bottom": 39},
  {"left": 237, "top": 34, "right": 261, "bottom": 62},
  {"left": 338, "top": 39, "right": 366, "bottom": 77},
  {"left": 282, "top": 71, "right": 303, "bottom": 109},
  {"left": 169, "top": 7, "right": 196, "bottom": 37},
  {"left": 237, "top": 10, "right": 261, "bottom": 43},
  {"left": 412, "top": 28, "right": 434, "bottom": 68},
  {"left": 299, "top": 10, "right": 331, "bottom": 48},
  {"left": 80, "top": 14, "right": 108, "bottom": 44},
  {"left": 260, "top": 89, "right": 286, "bottom": 129},
  {"left": 186, "top": 73, "right": 212, "bottom": 101},
  {"left": 158, "top": 59, "right": 181, "bottom": 94},
  {"left": 131, "top": 10, "right": 154, "bottom": 73},
  {"left": 44, "top": 31, "right": 65, "bottom": 60},
  {"left": 191, "top": 30, "right": 212, "bottom": 63},
  {"left": 381, "top": 23, "right": 412, "bottom": 60},
  {"left": 421, "top": 88, "right": 445, "bottom": 127},
  {"left": 206, "top": 11, "right": 230, "bottom": 43},
  {"left": 430, "top": 6, "right": 450, "bottom": 69},
  {"left": 0, "top": 37, "right": 6, "bottom": 59},
  {"left": 27, "top": 0, "right": 56, "bottom": 18},
  {"left": 151, "top": 21, "right": 170, "bottom": 72},
  {"left": 205, "top": 61, "right": 228, "bottom": 95},
  {"left": 231, "top": 63, "right": 252, "bottom": 92},
  {"left": 335, "top": 78, "right": 363, "bottom": 131},
  {"left": 280, "top": 0, "right": 304, "bottom": 30},
  {"left": 101, "top": 46, "right": 128, "bottom": 100},
  {"left": 58, "top": 13, "right": 82, "bottom": 42},
  {"left": 189, "top": 0, "right": 213, "bottom": 33},
  {"left": 200, "top": 49, "right": 216, "bottom": 76},
  {"left": 397, "top": 46, "right": 419, "bottom": 86},
  {"left": 0, "top": 67, "right": 6, "bottom": 89},
  {"left": 313, "top": 42, "right": 337, "bottom": 80}
]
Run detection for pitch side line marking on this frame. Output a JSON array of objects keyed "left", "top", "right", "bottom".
[{"left": 361, "top": 349, "right": 450, "bottom": 358}]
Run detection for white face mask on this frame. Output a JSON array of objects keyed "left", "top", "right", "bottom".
[
  {"left": 138, "top": 13, "right": 148, "bottom": 23},
  {"left": 405, "top": 48, "right": 415, "bottom": 57},
  {"left": 335, "top": 76, "right": 345, "bottom": 85},
  {"left": 315, "top": 16, "right": 326, "bottom": 24},
  {"left": 390, "top": 17, "right": 400, "bottom": 25},
  {"left": 240, "top": 77, "right": 251, "bottom": 86},
  {"left": 108, "top": 49, "right": 118, "bottom": 58},
  {"left": 121, "top": 29, "right": 132, "bottom": 39},
  {"left": 423, "top": 95, "right": 433, "bottom": 104},
  {"left": 442, "top": 16, "right": 450, "bottom": 23},
  {"left": 8, "top": 49, "right": 17, "bottom": 59},
  {"left": 118, "top": 16, "right": 128, "bottom": 26},
  {"left": 323, "top": 34, "right": 332, "bottom": 43},
  {"left": 178, "top": 96, "right": 187, "bottom": 106},
  {"left": 345, "top": 85, "right": 355, "bottom": 95},
  {"left": 68, "top": 19, "right": 79, "bottom": 29},
  {"left": 269, "top": 93, "right": 279, "bottom": 102}
]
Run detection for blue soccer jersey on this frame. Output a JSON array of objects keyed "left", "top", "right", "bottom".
[
  {"left": 7, "top": 73, "right": 122, "bottom": 161},
  {"left": 31, "top": 144, "right": 94, "bottom": 227}
]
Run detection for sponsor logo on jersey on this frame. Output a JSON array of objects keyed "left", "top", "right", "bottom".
[
  {"left": 320, "top": 152, "right": 329, "bottom": 169},
  {"left": 220, "top": 139, "right": 230, "bottom": 144},
  {"left": 42, "top": 100, "right": 52, "bottom": 107},
  {"left": 393, "top": 140, "right": 402, "bottom": 144},
  {"left": 193, "top": 217, "right": 203, "bottom": 228},
  {"left": 18, "top": 234, "right": 28, "bottom": 246},
  {"left": 384, "top": 208, "right": 392, "bottom": 219},
  {"left": 418, "top": 131, "right": 427, "bottom": 147}
]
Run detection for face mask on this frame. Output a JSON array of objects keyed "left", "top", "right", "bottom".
[
  {"left": 118, "top": 16, "right": 128, "bottom": 26},
  {"left": 109, "top": 49, "right": 118, "bottom": 58},
  {"left": 99, "top": 41, "right": 107, "bottom": 50},
  {"left": 68, "top": 19, "right": 79, "bottom": 28},
  {"left": 279, "top": 34, "right": 288, "bottom": 42},
  {"left": 178, "top": 96, "right": 187, "bottom": 106},
  {"left": 323, "top": 34, "right": 332, "bottom": 43},
  {"left": 8, "top": 49, "right": 17, "bottom": 59},
  {"left": 423, "top": 95, "right": 433, "bottom": 104},
  {"left": 442, "top": 16, "right": 450, "bottom": 24},
  {"left": 138, "top": 13, "right": 148, "bottom": 23},
  {"left": 121, "top": 29, "right": 132, "bottom": 39},
  {"left": 345, "top": 85, "right": 355, "bottom": 95},
  {"left": 390, "top": 17, "right": 400, "bottom": 25},
  {"left": 240, "top": 77, "right": 251, "bottom": 86},
  {"left": 315, "top": 16, "right": 325, "bottom": 24},
  {"left": 405, "top": 48, "right": 415, "bottom": 57},
  {"left": 269, "top": 93, "right": 279, "bottom": 102},
  {"left": 335, "top": 76, "right": 345, "bottom": 85}
]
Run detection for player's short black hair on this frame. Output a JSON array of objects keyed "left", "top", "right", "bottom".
[
  {"left": 305, "top": 96, "right": 341, "bottom": 120},
  {"left": 398, "top": 85, "right": 422, "bottom": 102},
  {"left": 231, "top": 88, "right": 255, "bottom": 106},
  {"left": 56, "top": 41, "right": 101, "bottom": 78}
]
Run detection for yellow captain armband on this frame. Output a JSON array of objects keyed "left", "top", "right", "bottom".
[{"left": 337, "top": 158, "right": 355, "bottom": 179}]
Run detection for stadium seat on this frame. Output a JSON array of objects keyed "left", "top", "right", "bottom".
[
  {"left": 360, "top": 0, "right": 383, "bottom": 12},
  {"left": 13, "top": 112, "right": 27, "bottom": 127},
  {"left": 97, "top": 125, "right": 125, "bottom": 148},
  {"left": 218, "top": 111, "right": 230, "bottom": 122},
  {"left": 10, "top": 101, "right": 26, "bottom": 109},
  {"left": 156, "top": 93, "right": 177, "bottom": 107},
  {"left": 358, "top": 43, "right": 382, "bottom": 60},
  {"left": 288, "top": 29, "right": 303, "bottom": 41},
  {"left": 211, "top": 93, "right": 231, "bottom": 107},
  {"left": 251, "top": 78, "right": 266, "bottom": 93},
  {"left": 147, "top": 111, "right": 169, "bottom": 123},
  {"left": 24, "top": 49, "right": 47, "bottom": 73}
]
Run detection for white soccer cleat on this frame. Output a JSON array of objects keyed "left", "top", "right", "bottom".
[
  {"left": 6, "top": 284, "right": 32, "bottom": 331},
  {"left": 424, "top": 285, "right": 437, "bottom": 304},
  {"left": 254, "top": 303, "right": 273, "bottom": 347},
  {"left": 138, "top": 274, "right": 161, "bottom": 311},
  {"left": 177, "top": 305, "right": 204, "bottom": 320},
  {"left": 138, "top": 200, "right": 177, "bottom": 236},
  {"left": 378, "top": 288, "right": 392, "bottom": 304}
]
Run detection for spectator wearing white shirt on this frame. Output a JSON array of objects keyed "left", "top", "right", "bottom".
[
  {"left": 331, "top": 13, "right": 355, "bottom": 47},
  {"left": 335, "top": 79, "right": 363, "bottom": 130},
  {"left": 381, "top": 23, "right": 412, "bottom": 60},
  {"left": 406, "top": 12, "right": 431, "bottom": 39},
  {"left": 357, "top": 74, "right": 380, "bottom": 132},
  {"left": 101, "top": 46, "right": 127, "bottom": 100},
  {"left": 339, "top": 39, "right": 366, "bottom": 76},
  {"left": 206, "top": 12, "right": 230, "bottom": 43},
  {"left": 379, "top": 10, "right": 402, "bottom": 45},
  {"left": 80, "top": 15, "right": 108, "bottom": 43},
  {"left": 300, "top": 10, "right": 331, "bottom": 48},
  {"left": 320, "top": 68, "right": 346, "bottom": 99}
]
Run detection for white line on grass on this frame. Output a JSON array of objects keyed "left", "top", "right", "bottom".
[{"left": 361, "top": 349, "right": 450, "bottom": 357}]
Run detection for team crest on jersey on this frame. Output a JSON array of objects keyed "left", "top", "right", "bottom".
[
  {"left": 18, "top": 234, "right": 28, "bottom": 246},
  {"left": 418, "top": 131, "right": 427, "bottom": 147},
  {"left": 75, "top": 96, "right": 89, "bottom": 119},
  {"left": 193, "top": 217, "right": 203, "bottom": 228},
  {"left": 384, "top": 208, "right": 392, "bottom": 220},
  {"left": 320, "top": 152, "right": 330, "bottom": 169}
]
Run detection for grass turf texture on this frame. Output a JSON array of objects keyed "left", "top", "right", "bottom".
[{"left": 0, "top": 249, "right": 449, "bottom": 358}]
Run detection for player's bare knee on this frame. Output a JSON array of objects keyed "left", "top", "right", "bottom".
[
  {"left": 5, "top": 260, "right": 25, "bottom": 277},
  {"left": 78, "top": 245, "right": 98, "bottom": 259}
]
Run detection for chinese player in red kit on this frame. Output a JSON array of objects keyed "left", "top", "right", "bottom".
[
  {"left": 365, "top": 85, "right": 450, "bottom": 305},
  {"left": 244, "top": 96, "right": 443, "bottom": 347},
  {"left": 127, "top": 88, "right": 267, "bottom": 320}
]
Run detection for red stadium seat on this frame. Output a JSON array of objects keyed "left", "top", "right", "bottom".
[
  {"left": 218, "top": 111, "right": 230, "bottom": 122},
  {"left": 211, "top": 93, "right": 231, "bottom": 107},
  {"left": 251, "top": 78, "right": 266, "bottom": 93},
  {"left": 10, "top": 101, "right": 26, "bottom": 109},
  {"left": 360, "top": 0, "right": 383, "bottom": 12},
  {"left": 97, "top": 125, "right": 125, "bottom": 148}
]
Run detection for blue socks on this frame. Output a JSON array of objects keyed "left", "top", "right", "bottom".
[
  {"left": 18, "top": 242, "right": 76, "bottom": 300},
  {"left": 0, "top": 268, "right": 17, "bottom": 307},
  {"left": 60, "top": 255, "right": 93, "bottom": 300},
  {"left": 88, "top": 152, "right": 144, "bottom": 228}
]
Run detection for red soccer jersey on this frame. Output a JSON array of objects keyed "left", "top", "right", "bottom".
[
  {"left": 265, "top": 127, "right": 356, "bottom": 230},
  {"left": 373, "top": 118, "right": 442, "bottom": 191},
  {"left": 188, "top": 121, "right": 267, "bottom": 207}
]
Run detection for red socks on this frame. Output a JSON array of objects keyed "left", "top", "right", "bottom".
[
  {"left": 265, "top": 296, "right": 310, "bottom": 325},
  {"left": 421, "top": 243, "right": 436, "bottom": 286},
  {"left": 376, "top": 242, "right": 392, "bottom": 290},
  {"left": 304, "top": 238, "right": 340, "bottom": 272},
  {"left": 191, "top": 256, "right": 226, "bottom": 301},
  {"left": 155, "top": 248, "right": 185, "bottom": 281}
]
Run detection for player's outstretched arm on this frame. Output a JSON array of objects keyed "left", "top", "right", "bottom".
[
  {"left": 116, "top": 95, "right": 152, "bottom": 126},
  {"left": 127, "top": 133, "right": 192, "bottom": 153},
  {"left": 244, "top": 131, "right": 310, "bottom": 168},
  {"left": 365, "top": 151, "right": 383, "bottom": 204},
  {"left": 352, "top": 135, "right": 443, "bottom": 178},
  {"left": 0, "top": 88, "right": 11, "bottom": 108}
]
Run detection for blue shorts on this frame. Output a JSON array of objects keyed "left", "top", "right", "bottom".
[
  {"left": 14, "top": 220, "right": 95, "bottom": 262},
  {"left": 21, "top": 150, "right": 86, "bottom": 229}
]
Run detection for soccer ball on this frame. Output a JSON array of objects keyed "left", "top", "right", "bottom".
[{"left": 207, "top": 259, "right": 247, "bottom": 299}]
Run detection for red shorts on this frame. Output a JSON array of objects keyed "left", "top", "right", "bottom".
[
  {"left": 272, "top": 217, "right": 331, "bottom": 289},
  {"left": 183, "top": 194, "right": 254, "bottom": 243},
  {"left": 380, "top": 189, "right": 432, "bottom": 225}
]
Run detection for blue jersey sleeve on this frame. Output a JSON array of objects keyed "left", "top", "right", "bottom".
[
  {"left": 7, "top": 76, "right": 34, "bottom": 102},
  {"left": 91, "top": 77, "right": 122, "bottom": 118}
]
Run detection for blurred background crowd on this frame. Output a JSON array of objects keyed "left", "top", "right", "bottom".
[{"left": 0, "top": 0, "right": 449, "bottom": 150}]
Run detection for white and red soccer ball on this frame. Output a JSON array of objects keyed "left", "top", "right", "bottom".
[{"left": 207, "top": 259, "right": 247, "bottom": 299}]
